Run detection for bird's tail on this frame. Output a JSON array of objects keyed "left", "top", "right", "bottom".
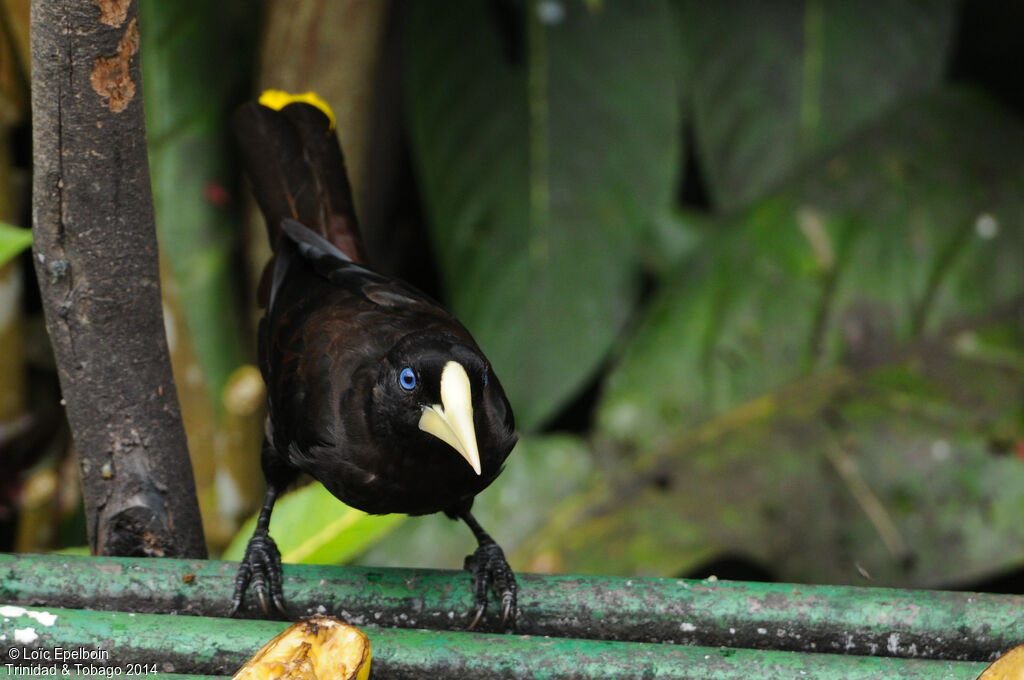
[{"left": 233, "top": 90, "right": 367, "bottom": 265}]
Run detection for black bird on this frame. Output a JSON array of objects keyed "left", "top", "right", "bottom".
[{"left": 229, "top": 91, "right": 519, "bottom": 628}]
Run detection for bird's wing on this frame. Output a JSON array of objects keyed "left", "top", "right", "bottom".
[{"left": 275, "top": 217, "right": 455, "bottom": 317}]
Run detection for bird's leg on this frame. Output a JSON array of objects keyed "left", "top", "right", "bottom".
[
  {"left": 229, "top": 483, "right": 288, "bottom": 619},
  {"left": 459, "top": 510, "right": 517, "bottom": 631}
]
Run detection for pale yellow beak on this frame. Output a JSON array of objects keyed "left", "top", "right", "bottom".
[{"left": 418, "top": 361, "right": 482, "bottom": 475}]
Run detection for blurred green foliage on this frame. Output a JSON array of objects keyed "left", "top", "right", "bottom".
[
  {"left": 8, "top": 0, "right": 1021, "bottom": 587},
  {"left": 141, "top": 0, "right": 254, "bottom": 405},
  {"left": 369, "top": 1, "right": 1024, "bottom": 586},
  {"left": 222, "top": 1, "right": 1024, "bottom": 586},
  {"left": 0, "top": 221, "right": 30, "bottom": 267}
]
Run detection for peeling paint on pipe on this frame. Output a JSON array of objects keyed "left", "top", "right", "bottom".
[
  {"left": 0, "top": 604, "right": 989, "bottom": 679},
  {"left": 0, "top": 553, "right": 1019, "bottom": 666}
]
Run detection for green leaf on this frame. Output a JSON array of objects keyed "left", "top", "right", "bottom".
[
  {"left": 356, "top": 434, "right": 594, "bottom": 570},
  {"left": 524, "top": 355, "right": 1024, "bottom": 585},
  {"left": 0, "top": 221, "right": 31, "bottom": 267},
  {"left": 529, "top": 88, "right": 1024, "bottom": 584},
  {"left": 600, "top": 88, "right": 1024, "bottom": 452},
  {"left": 222, "top": 484, "right": 405, "bottom": 565},
  {"left": 680, "top": 0, "right": 957, "bottom": 209},
  {"left": 406, "top": 1, "right": 681, "bottom": 430}
]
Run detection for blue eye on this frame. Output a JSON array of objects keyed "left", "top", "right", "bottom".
[{"left": 399, "top": 367, "right": 416, "bottom": 390}]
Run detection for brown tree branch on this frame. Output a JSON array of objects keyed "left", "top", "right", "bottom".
[{"left": 30, "top": 0, "right": 206, "bottom": 558}]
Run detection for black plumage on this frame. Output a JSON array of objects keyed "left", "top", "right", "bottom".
[{"left": 230, "top": 94, "right": 519, "bottom": 628}]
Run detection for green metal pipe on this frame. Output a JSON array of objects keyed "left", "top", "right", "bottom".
[
  {"left": 0, "top": 605, "right": 989, "bottom": 679},
  {"left": 0, "top": 553, "right": 1020, "bottom": 663}
]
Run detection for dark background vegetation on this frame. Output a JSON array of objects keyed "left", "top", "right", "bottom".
[{"left": 1, "top": 1, "right": 1022, "bottom": 593}]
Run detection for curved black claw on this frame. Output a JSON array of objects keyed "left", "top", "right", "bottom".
[
  {"left": 464, "top": 539, "right": 517, "bottom": 631},
  {"left": 228, "top": 531, "right": 289, "bottom": 619}
]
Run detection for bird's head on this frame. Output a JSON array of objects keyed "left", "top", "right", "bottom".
[{"left": 375, "top": 333, "right": 516, "bottom": 474}]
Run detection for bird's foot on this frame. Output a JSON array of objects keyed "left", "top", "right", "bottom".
[
  {"left": 464, "top": 539, "right": 517, "bottom": 631},
  {"left": 228, "top": 530, "right": 289, "bottom": 619}
]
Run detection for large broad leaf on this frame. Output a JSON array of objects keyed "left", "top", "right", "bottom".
[
  {"left": 600, "top": 88, "right": 1024, "bottom": 452},
  {"left": 526, "top": 88, "right": 1024, "bottom": 585},
  {"left": 406, "top": 1, "right": 680, "bottom": 430},
  {"left": 523, "top": 355, "right": 1024, "bottom": 585},
  {"left": 680, "top": 0, "right": 957, "bottom": 210}
]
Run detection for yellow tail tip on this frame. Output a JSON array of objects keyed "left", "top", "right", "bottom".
[{"left": 259, "top": 89, "right": 336, "bottom": 129}]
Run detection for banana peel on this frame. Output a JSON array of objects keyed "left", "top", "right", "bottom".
[
  {"left": 978, "top": 644, "right": 1024, "bottom": 680},
  {"left": 232, "top": 616, "right": 371, "bottom": 680}
]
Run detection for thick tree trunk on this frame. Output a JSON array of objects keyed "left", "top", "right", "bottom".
[{"left": 30, "top": 0, "right": 206, "bottom": 558}]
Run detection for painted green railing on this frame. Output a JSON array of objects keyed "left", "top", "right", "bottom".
[{"left": 0, "top": 553, "right": 1019, "bottom": 678}]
